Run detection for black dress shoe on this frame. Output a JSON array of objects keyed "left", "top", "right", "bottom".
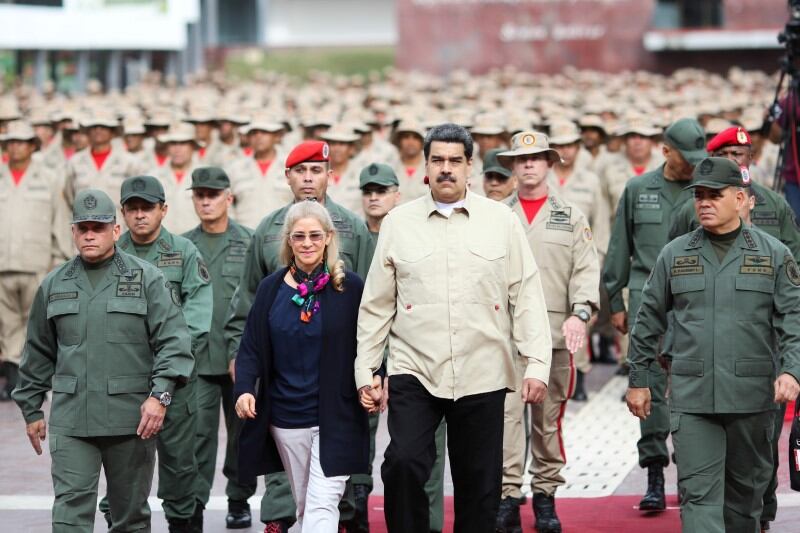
[
  {"left": 532, "top": 493, "right": 562, "bottom": 533},
  {"left": 225, "top": 499, "right": 252, "bottom": 529},
  {"left": 167, "top": 517, "right": 195, "bottom": 533},
  {"left": 639, "top": 465, "right": 666, "bottom": 511}
]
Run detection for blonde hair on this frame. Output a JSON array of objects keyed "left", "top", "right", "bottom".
[{"left": 279, "top": 200, "right": 345, "bottom": 292}]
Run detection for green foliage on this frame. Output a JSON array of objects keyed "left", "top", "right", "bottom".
[{"left": 225, "top": 47, "right": 395, "bottom": 80}]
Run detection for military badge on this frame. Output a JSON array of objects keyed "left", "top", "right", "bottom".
[
  {"left": 699, "top": 159, "right": 714, "bottom": 176},
  {"left": 84, "top": 194, "right": 97, "bottom": 210},
  {"left": 521, "top": 134, "right": 535, "bottom": 146},
  {"left": 132, "top": 177, "right": 146, "bottom": 191},
  {"left": 737, "top": 128, "right": 748, "bottom": 145},
  {"left": 368, "top": 164, "right": 378, "bottom": 176},
  {"left": 166, "top": 280, "right": 182, "bottom": 306},
  {"left": 785, "top": 255, "right": 800, "bottom": 287},
  {"left": 695, "top": 137, "right": 705, "bottom": 149},
  {"left": 322, "top": 142, "right": 330, "bottom": 159},
  {"left": 197, "top": 257, "right": 210, "bottom": 283},
  {"left": 583, "top": 227, "right": 593, "bottom": 242}
]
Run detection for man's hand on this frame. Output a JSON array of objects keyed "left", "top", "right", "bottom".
[
  {"left": 235, "top": 393, "right": 257, "bottom": 419},
  {"left": 521, "top": 378, "right": 547, "bottom": 404},
  {"left": 562, "top": 316, "right": 587, "bottom": 355},
  {"left": 228, "top": 359, "right": 236, "bottom": 383},
  {"left": 611, "top": 311, "right": 628, "bottom": 335},
  {"left": 359, "top": 376, "right": 383, "bottom": 414},
  {"left": 774, "top": 373, "right": 800, "bottom": 403},
  {"left": 626, "top": 387, "right": 651, "bottom": 420},
  {"left": 137, "top": 397, "right": 166, "bottom": 439},
  {"left": 26, "top": 419, "right": 47, "bottom": 455}
]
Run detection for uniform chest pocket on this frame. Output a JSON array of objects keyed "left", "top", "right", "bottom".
[
  {"left": 735, "top": 277, "right": 775, "bottom": 321},
  {"left": 670, "top": 276, "right": 706, "bottom": 322},
  {"left": 106, "top": 299, "right": 148, "bottom": 343},
  {"left": 47, "top": 300, "right": 81, "bottom": 346},
  {"left": 467, "top": 243, "right": 507, "bottom": 303},
  {"left": 634, "top": 209, "right": 663, "bottom": 224},
  {"left": 394, "top": 246, "right": 438, "bottom": 302}
]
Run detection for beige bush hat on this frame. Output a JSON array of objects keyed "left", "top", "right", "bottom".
[
  {"left": 498, "top": 131, "right": 562, "bottom": 166},
  {"left": 320, "top": 123, "right": 360, "bottom": 143},
  {"left": 548, "top": 120, "right": 582, "bottom": 145}
]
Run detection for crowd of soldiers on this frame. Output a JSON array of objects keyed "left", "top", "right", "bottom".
[{"left": 0, "top": 63, "right": 797, "bottom": 533}]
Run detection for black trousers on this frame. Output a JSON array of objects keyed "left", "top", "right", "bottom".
[{"left": 382, "top": 374, "right": 505, "bottom": 533}]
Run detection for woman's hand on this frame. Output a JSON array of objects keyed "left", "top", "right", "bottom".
[{"left": 235, "top": 393, "right": 257, "bottom": 419}]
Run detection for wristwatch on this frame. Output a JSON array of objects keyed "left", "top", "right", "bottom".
[
  {"left": 150, "top": 391, "right": 172, "bottom": 407},
  {"left": 572, "top": 309, "right": 591, "bottom": 323}
]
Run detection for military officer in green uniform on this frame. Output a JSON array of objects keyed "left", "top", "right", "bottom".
[
  {"left": 224, "top": 140, "right": 373, "bottom": 531},
  {"left": 105, "top": 175, "right": 212, "bottom": 532},
  {"left": 602, "top": 118, "right": 707, "bottom": 511},
  {"left": 182, "top": 167, "right": 257, "bottom": 529},
  {"left": 626, "top": 157, "right": 800, "bottom": 533},
  {"left": 12, "top": 188, "right": 194, "bottom": 533},
  {"left": 357, "top": 162, "right": 447, "bottom": 533}
]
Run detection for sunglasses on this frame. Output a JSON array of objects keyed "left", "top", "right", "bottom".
[{"left": 289, "top": 231, "right": 326, "bottom": 244}]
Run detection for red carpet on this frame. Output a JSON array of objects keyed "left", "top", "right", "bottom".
[{"left": 367, "top": 494, "right": 681, "bottom": 532}]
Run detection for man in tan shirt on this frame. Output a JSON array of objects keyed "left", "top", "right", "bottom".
[
  {"left": 355, "top": 123, "right": 552, "bottom": 533},
  {"left": 497, "top": 131, "right": 600, "bottom": 533},
  {"left": 391, "top": 119, "right": 429, "bottom": 203},
  {"left": 0, "top": 121, "right": 71, "bottom": 399}
]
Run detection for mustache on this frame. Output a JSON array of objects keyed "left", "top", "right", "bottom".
[{"left": 436, "top": 175, "right": 456, "bottom": 183}]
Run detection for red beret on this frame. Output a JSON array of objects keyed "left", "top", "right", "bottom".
[
  {"left": 706, "top": 126, "right": 751, "bottom": 153},
  {"left": 284, "top": 140, "right": 330, "bottom": 169}
]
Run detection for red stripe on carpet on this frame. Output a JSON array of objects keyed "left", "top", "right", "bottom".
[{"left": 366, "top": 494, "right": 682, "bottom": 532}]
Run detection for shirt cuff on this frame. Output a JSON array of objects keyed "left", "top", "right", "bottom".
[
  {"left": 628, "top": 370, "right": 649, "bottom": 388},
  {"left": 571, "top": 303, "right": 593, "bottom": 315},
  {"left": 355, "top": 367, "right": 375, "bottom": 391},
  {"left": 523, "top": 361, "right": 550, "bottom": 385},
  {"left": 609, "top": 292, "right": 626, "bottom": 314},
  {"left": 151, "top": 377, "right": 176, "bottom": 395},
  {"left": 23, "top": 410, "right": 45, "bottom": 425}
]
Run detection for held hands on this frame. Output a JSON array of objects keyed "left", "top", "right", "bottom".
[
  {"left": 626, "top": 387, "right": 651, "bottom": 420},
  {"left": 774, "top": 373, "right": 800, "bottom": 403},
  {"left": 521, "top": 378, "right": 547, "bottom": 404},
  {"left": 235, "top": 393, "right": 257, "bottom": 419},
  {"left": 611, "top": 311, "right": 628, "bottom": 335},
  {"left": 137, "top": 397, "right": 167, "bottom": 439},
  {"left": 359, "top": 375, "right": 385, "bottom": 414},
  {"left": 562, "top": 316, "right": 587, "bottom": 355},
  {"left": 26, "top": 419, "right": 46, "bottom": 455}
]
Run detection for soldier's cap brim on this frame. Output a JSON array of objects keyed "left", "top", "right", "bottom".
[
  {"left": 683, "top": 180, "right": 736, "bottom": 191},
  {"left": 121, "top": 192, "right": 164, "bottom": 204},
  {"left": 483, "top": 165, "right": 512, "bottom": 178},
  {"left": 71, "top": 214, "right": 116, "bottom": 224},
  {"left": 497, "top": 147, "right": 562, "bottom": 167},
  {"left": 187, "top": 182, "right": 228, "bottom": 191}
]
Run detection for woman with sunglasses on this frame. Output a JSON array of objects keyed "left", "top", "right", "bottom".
[{"left": 234, "top": 199, "right": 370, "bottom": 532}]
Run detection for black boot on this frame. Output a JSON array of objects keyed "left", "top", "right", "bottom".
[
  {"left": 532, "top": 493, "right": 562, "bottom": 533},
  {"left": 349, "top": 483, "right": 370, "bottom": 533},
  {"left": 571, "top": 370, "right": 588, "bottom": 402},
  {"left": 167, "top": 517, "right": 195, "bottom": 533},
  {"left": 225, "top": 499, "right": 252, "bottom": 529},
  {"left": 191, "top": 503, "right": 204, "bottom": 532},
  {"left": 494, "top": 495, "right": 522, "bottom": 532},
  {"left": 639, "top": 465, "right": 666, "bottom": 511}
]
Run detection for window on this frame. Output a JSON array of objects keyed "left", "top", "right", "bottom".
[{"left": 653, "top": 0, "right": 723, "bottom": 29}]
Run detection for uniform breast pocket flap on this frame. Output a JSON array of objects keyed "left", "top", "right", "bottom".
[
  {"left": 467, "top": 243, "right": 506, "bottom": 262},
  {"left": 734, "top": 359, "right": 775, "bottom": 377},
  {"left": 47, "top": 300, "right": 81, "bottom": 345},
  {"left": 735, "top": 277, "right": 775, "bottom": 294},
  {"left": 106, "top": 299, "right": 148, "bottom": 343},
  {"left": 52, "top": 375, "right": 78, "bottom": 394},
  {"left": 396, "top": 246, "right": 435, "bottom": 263},
  {"left": 670, "top": 359, "right": 704, "bottom": 376},
  {"left": 670, "top": 276, "right": 705, "bottom": 294},
  {"left": 633, "top": 209, "right": 663, "bottom": 224}
]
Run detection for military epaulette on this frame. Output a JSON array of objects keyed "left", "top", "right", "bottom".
[
  {"left": 184, "top": 227, "right": 201, "bottom": 241},
  {"left": 506, "top": 195, "right": 519, "bottom": 208},
  {"left": 753, "top": 188, "right": 765, "bottom": 205},
  {"left": 548, "top": 196, "right": 562, "bottom": 210},
  {"left": 119, "top": 240, "right": 130, "bottom": 251},
  {"left": 686, "top": 227, "right": 704, "bottom": 249},
  {"left": 742, "top": 229, "right": 758, "bottom": 250},
  {"left": 228, "top": 224, "right": 242, "bottom": 240}
]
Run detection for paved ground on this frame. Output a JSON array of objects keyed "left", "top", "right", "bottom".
[{"left": 1, "top": 363, "right": 798, "bottom": 532}]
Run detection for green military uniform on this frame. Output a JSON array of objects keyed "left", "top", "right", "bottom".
[
  {"left": 181, "top": 167, "right": 257, "bottom": 514},
  {"left": 12, "top": 189, "right": 194, "bottom": 532},
  {"left": 224, "top": 195, "right": 374, "bottom": 526},
  {"left": 629, "top": 159, "right": 800, "bottom": 532},
  {"left": 99, "top": 176, "right": 213, "bottom": 526}
]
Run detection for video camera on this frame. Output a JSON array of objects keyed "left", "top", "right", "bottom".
[{"left": 778, "top": 0, "right": 800, "bottom": 59}]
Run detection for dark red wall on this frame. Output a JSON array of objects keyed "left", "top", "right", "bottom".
[{"left": 396, "top": 0, "right": 788, "bottom": 74}]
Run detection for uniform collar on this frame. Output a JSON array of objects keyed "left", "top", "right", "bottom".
[
  {"left": 684, "top": 222, "right": 759, "bottom": 251},
  {"left": 424, "top": 190, "right": 473, "bottom": 218}
]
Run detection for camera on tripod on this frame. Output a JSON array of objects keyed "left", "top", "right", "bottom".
[{"left": 778, "top": 0, "right": 800, "bottom": 58}]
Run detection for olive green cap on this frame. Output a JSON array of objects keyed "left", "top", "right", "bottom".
[
  {"left": 685, "top": 157, "right": 747, "bottom": 190},
  {"left": 482, "top": 148, "right": 511, "bottom": 178},
  {"left": 663, "top": 117, "right": 707, "bottom": 165},
  {"left": 120, "top": 175, "right": 165, "bottom": 205},
  {"left": 189, "top": 166, "right": 230, "bottom": 190},
  {"left": 359, "top": 163, "right": 399, "bottom": 189},
  {"left": 72, "top": 189, "right": 116, "bottom": 224}
]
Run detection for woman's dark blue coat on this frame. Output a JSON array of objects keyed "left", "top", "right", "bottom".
[{"left": 233, "top": 267, "right": 369, "bottom": 484}]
